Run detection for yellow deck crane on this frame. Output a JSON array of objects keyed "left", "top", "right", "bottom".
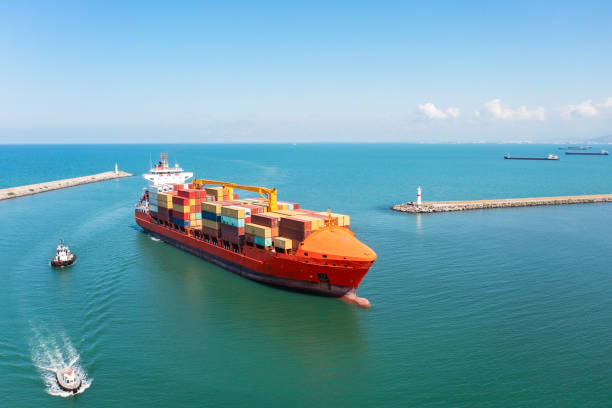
[{"left": 192, "top": 179, "right": 278, "bottom": 212}]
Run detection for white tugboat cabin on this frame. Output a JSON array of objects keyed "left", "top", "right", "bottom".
[
  {"left": 51, "top": 239, "right": 76, "bottom": 267},
  {"left": 56, "top": 367, "right": 82, "bottom": 393}
]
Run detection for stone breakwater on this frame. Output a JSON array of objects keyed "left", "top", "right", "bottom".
[
  {"left": 392, "top": 194, "right": 612, "bottom": 213},
  {"left": 0, "top": 171, "right": 134, "bottom": 201}
]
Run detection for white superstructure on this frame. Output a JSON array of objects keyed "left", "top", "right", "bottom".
[
  {"left": 142, "top": 153, "right": 193, "bottom": 188},
  {"left": 51, "top": 238, "right": 76, "bottom": 267},
  {"left": 56, "top": 367, "right": 82, "bottom": 393}
]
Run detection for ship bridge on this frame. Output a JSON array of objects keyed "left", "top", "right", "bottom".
[{"left": 143, "top": 153, "right": 193, "bottom": 188}]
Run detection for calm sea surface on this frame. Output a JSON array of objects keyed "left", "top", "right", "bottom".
[{"left": 1, "top": 144, "right": 611, "bottom": 407}]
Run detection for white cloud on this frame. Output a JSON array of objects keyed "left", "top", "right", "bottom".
[
  {"left": 562, "top": 100, "right": 599, "bottom": 119},
  {"left": 446, "top": 107, "right": 460, "bottom": 118},
  {"left": 561, "top": 97, "right": 612, "bottom": 119},
  {"left": 417, "top": 102, "right": 460, "bottom": 120},
  {"left": 480, "top": 98, "right": 545, "bottom": 121}
]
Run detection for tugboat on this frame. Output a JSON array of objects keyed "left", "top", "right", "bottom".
[
  {"left": 55, "top": 367, "right": 82, "bottom": 393},
  {"left": 51, "top": 239, "right": 76, "bottom": 267}
]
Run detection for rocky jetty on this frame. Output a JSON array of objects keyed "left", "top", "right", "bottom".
[
  {"left": 392, "top": 194, "right": 612, "bottom": 213},
  {"left": 0, "top": 170, "right": 133, "bottom": 201}
]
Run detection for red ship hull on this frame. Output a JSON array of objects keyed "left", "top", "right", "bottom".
[{"left": 135, "top": 210, "right": 373, "bottom": 297}]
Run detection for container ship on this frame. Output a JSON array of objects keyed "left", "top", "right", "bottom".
[{"left": 135, "top": 154, "right": 376, "bottom": 307}]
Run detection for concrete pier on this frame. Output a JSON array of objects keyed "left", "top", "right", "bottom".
[
  {"left": 392, "top": 194, "right": 612, "bottom": 213},
  {"left": 0, "top": 170, "right": 134, "bottom": 201}
]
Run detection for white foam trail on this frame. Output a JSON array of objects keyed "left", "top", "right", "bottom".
[
  {"left": 150, "top": 236, "right": 160, "bottom": 242},
  {"left": 30, "top": 327, "right": 92, "bottom": 397}
]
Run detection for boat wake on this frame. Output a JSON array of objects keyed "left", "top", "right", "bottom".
[
  {"left": 30, "top": 328, "right": 92, "bottom": 397},
  {"left": 150, "top": 236, "right": 161, "bottom": 242}
]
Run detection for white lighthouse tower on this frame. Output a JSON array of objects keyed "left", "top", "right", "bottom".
[
  {"left": 114, "top": 162, "right": 118, "bottom": 175},
  {"left": 417, "top": 186, "right": 422, "bottom": 206}
]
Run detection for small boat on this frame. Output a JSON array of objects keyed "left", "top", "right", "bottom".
[
  {"left": 51, "top": 239, "right": 76, "bottom": 267},
  {"left": 504, "top": 154, "right": 559, "bottom": 160},
  {"left": 55, "top": 367, "right": 82, "bottom": 393},
  {"left": 565, "top": 150, "right": 609, "bottom": 156}
]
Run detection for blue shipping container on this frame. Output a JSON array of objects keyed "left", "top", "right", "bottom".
[
  {"left": 221, "top": 215, "right": 245, "bottom": 227},
  {"left": 202, "top": 211, "right": 221, "bottom": 221},
  {"left": 254, "top": 236, "right": 272, "bottom": 247},
  {"left": 173, "top": 218, "right": 191, "bottom": 227}
]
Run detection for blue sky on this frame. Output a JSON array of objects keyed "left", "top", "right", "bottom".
[{"left": 1, "top": 1, "right": 611, "bottom": 143}]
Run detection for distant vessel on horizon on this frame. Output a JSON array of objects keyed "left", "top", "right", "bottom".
[
  {"left": 504, "top": 154, "right": 559, "bottom": 161},
  {"left": 565, "top": 150, "right": 609, "bottom": 156}
]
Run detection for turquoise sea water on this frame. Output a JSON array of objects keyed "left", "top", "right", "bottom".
[{"left": 1, "top": 144, "right": 611, "bottom": 407}]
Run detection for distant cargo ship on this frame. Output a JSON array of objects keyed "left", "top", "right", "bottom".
[
  {"left": 504, "top": 154, "right": 559, "bottom": 160},
  {"left": 135, "top": 154, "right": 376, "bottom": 302},
  {"left": 565, "top": 150, "right": 609, "bottom": 156}
]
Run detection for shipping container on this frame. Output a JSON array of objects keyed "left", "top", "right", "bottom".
[
  {"left": 202, "top": 211, "right": 221, "bottom": 222},
  {"left": 273, "top": 237, "right": 292, "bottom": 250},
  {"left": 203, "top": 219, "right": 221, "bottom": 230},
  {"left": 205, "top": 187, "right": 223, "bottom": 195},
  {"left": 280, "top": 217, "right": 312, "bottom": 231},
  {"left": 220, "top": 223, "right": 245, "bottom": 236},
  {"left": 245, "top": 223, "right": 273, "bottom": 238},
  {"left": 178, "top": 189, "right": 195, "bottom": 199},
  {"left": 293, "top": 215, "right": 325, "bottom": 230},
  {"left": 220, "top": 224, "right": 245, "bottom": 246},
  {"left": 173, "top": 211, "right": 190, "bottom": 220},
  {"left": 172, "top": 218, "right": 191, "bottom": 227},
  {"left": 175, "top": 204, "right": 191, "bottom": 214},
  {"left": 273, "top": 209, "right": 306, "bottom": 216},
  {"left": 221, "top": 215, "right": 245, "bottom": 228},
  {"left": 240, "top": 204, "right": 264, "bottom": 215},
  {"left": 278, "top": 226, "right": 311, "bottom": 242},
  {"left": 254, "top": 236, "right": 272, "bottom": 247},
  {"left": 221, "top": 206, "right": 246, "bottom": 219},
  {"left": 250, "top": 213, "right": 280, "bottom": 228},
  {"left": 172, "top": 196, "right": 189, "bottom": 206},
  {"left": 201, "top": 202, "right": 222, "bottom": 214}
]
